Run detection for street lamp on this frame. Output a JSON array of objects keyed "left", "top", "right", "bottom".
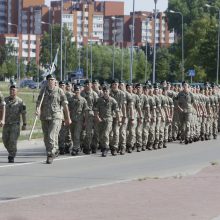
[
  {"left": 112, "top": 16, "right": 124, "bottom": 80},
  {"left": 152, "top": 0, "right": 158, "bottom": 84},
  {"left": 41, "top": 21, "right": 53, "bottom": 65},
  {"left": 143, "top": 17, "right": 150, "bottom": 82},
  {"left": 205, "top": 4, "right": 220, "bottom": 85},
  {"left": 8, "top": 22, "right": 19, "bottom": 85},
  {"left": 130, "top": 0, "right": 135, "bottom": 83},
  {"left": 112, "top": 29, "right": 117, "bottom": 80},
  {"left": 64, "top": 36, "right": 67, "bottom": 80},
  {"left": 169, "top": 10, "right": 184, "bottom": 81},
  {"left": 90, "top": 35, "right": 93, "bottom": 81},
  {"left": 60, "top": 0, "right": 63, "bottom": 80}
]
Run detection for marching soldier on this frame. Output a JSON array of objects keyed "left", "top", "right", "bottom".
[
  {"left": 68, "top": 85, "right": 88, "bottom": 156},
  {"left": 94, "top": 84, "right": 120, "bottom": 157},
  {"left": 3, "top": 85, "right": 26, "bottom": 163},
  {"left": 36, "top": 74, "right": 72, "bottom": 164}
]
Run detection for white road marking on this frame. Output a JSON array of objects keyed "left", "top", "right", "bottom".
[{"left": 0, "top": 155, "right": 88, "bottom": 168}]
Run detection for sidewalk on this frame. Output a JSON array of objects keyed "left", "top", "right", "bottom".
[{"left": 0, "top": 164, "right": 220, "bottom": 220}]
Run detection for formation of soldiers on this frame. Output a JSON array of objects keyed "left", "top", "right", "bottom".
[
  {"left": 2, "top": 73, "right": 219, "bottom": 164},
  {"left": 53, "top": 78, "right": 220, "bottom": 161}
]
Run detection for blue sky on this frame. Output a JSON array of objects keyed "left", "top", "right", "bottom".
[{"left": 45, "top": 0, "right": 168, "bottom": 15}]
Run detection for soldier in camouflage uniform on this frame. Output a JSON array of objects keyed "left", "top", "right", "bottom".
[
  {"left": 68, "top": 85, "right": 88, "bottom": 156},
  {"left": 81, "top": 79, "right": 99, "bottom": 154},
  {"left": 36, "top": 74, "right": 71, "bottom": 164},
  {"left": 109, "top": 79, "right": 127, "bottom": 155},
  {"left": 3, "top": 85, "right": 26, "bottom": 163},
  {"left": 94, "top": 84, "right": 120, "bottom": 157},
  {"left": 177, "top": 82, "right": 196, "bottom": 144}
]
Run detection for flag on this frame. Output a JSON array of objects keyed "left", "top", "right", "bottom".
[{"left": 50, "top": 47, "right": 59, "bottom": 74}]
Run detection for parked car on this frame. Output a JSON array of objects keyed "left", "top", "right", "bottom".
[{"left": 20, "top": 80, "right": 38, "bottom": 89}]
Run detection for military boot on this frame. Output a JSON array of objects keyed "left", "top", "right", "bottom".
[
  {"left": 46, "top": 155, "right": 54, "bottom": 164},
  {"left": 153, "top": 143, "right": 158, "bottom": 150},
  {"left": 120, "top": 147, "right": 126, "bottom": 155},
  {"left": 111, "top": 148, "right": 117, "bottom": 156},
  {"left": 71, "top": 149, "right": 79, "bottom": 156},
  {"left": 147, "top": 142, "right": 153, "bottom": 150},
  {"left": 8, "top": 156, "right": 14, "bottom": 163},
  {"left": 136, "top": 144, "right": 142, "bottom": 152},
  {"left": 163, "top": 142, "right": 167, "bottom": 148},
  {"left": 101, "top": 149, "right": 108, "bottom": 157}
]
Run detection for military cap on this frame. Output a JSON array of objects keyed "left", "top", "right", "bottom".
[
  {"left": 182, "top": 81, "right": 187, "bottom": 86},
  {"left": 84, "top": 79, "right": 91, "bottom": 84},
  {"left": 46, "top": 74, "right": 56, "bottom": 80},
  {"left": 111, "top": 79, "right": 119, "bottom": 84},
  {"left": 59, "top": 81, "right": 65, "bottom": 85},
  {"left": 145, "top": 80, "right": 151, "bottom": 85},
  {"left": 119, "top": 80, "right": 125, "bottom": 84}
]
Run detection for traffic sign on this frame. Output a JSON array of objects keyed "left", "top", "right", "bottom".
[{"left": 188, "top": 69, "right": 195, "bottom": 77}]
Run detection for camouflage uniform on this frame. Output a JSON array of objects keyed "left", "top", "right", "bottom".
[
  {"left": 81, "top": 89, "right": 99, "bottom": 153},
  {"left": 3, "top": 95, "right": 26, "bottom": 159},
  {"left": 68, "top": 93, "right": 88, "bottom": 155},
  {"left": 94, "top": 95, "right": 119, "bottom": 155},
  {"left": 37, "top": 86, "right": 67, "bottom": 158}
]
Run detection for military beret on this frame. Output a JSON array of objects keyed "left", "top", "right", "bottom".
[
  {"left": 46, "top": 74, "right": 56, "bottom": 80},
  {"left": 92, "top": 79, "right": 99, "bottom": 83},
  {"left": 59, "top": 81, "right": 65, "bottom": 85},
  {"left": 84, "top": 79, "right": 91, "bottom": 84},
  {"left": 153, "top": 83, "right": 159, "bottom": 89},
  {"left": 65, "top": 81, "right": 71, "bottom": 86},
  {"left": 111, "top": 79, "right": 119, "bottom": 84},
  {"left": 135, "top": 83, "right": 142, "bottom": 88},
  {"left": 102, "top": 84, "right": 110, "bottom": 90},
  {"left": 10, "top": 85, "right": 17, "bottom": 89},
  {"left": 119, "top": 80, "right": 125, "bottom": 84},
  {"left": 182, "top": 81, "right": 187, "bottom": 86},
  {"left": 74, "top": 85, "right": 80, "bottom": 91}
]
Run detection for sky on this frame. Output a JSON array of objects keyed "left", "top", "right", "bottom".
[{"left": 45, "top": 0, "right": 169, "bottom": 15}]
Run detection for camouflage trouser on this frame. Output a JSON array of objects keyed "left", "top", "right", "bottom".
[
  {"left": 179, "top": 113, "right": 192, "bottom": 140},
  {"left": 172, "top": 112, "right": 180, "bottom": 139},
  {"left": 2, "top": 124, "right": 20, "bottom": 157},
  {"left": 110, "top": 118, "right": 119, "bottom": 149},
  {"left": 119, "top": 119, "right": 128, "bottom": 151},
  {"left": 127, "top": 118, "right": 137, "bottom": 147},
  {"left": 41, "top": 119, "right": 62, "bottom": 156},
  {"left": 201, "top": 117, "right": 206, "bottom": 138},
  {"left": 142, "top": 120, "right": 150, "bottom": 147},
  {"left": 159, "top": 119, "right": 165, "bottom": 146},
  {"left": 136, "top": 118, "right": 143, "bottom": 147},
  {"left": 154, "top": 116, "right": 162, "bottom": 144},
  {"left": 99, "top": 120, "right": 112, "bottom": 151},
  {"left": 148, "top": 120, "right": 156, "bottom": 145},
  {"left": 164, "top": 121, "right": 171, "bottom": 142},
  {"left": 70, "top": 120, "right": 83, "bottom": 151},
  {"left": 83, "top": 114, "right": 94, "bottom": 151},
  {"left": 58, "top": 122, "right": 72, "bottom": 150},
  {"left": 213, "top": 117, "right": 218, "bottom": 137}
]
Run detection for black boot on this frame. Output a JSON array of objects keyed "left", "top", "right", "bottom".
[{"left": 8, "top": 156, "right": 14, "bottom": 163}]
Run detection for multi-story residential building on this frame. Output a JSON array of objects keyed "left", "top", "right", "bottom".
[{"left": 104, "top": 11, "right": 175, "bottom": 48}]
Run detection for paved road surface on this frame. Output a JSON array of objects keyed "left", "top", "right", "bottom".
[{"left": 0, "top": 138, "right": 220, "bottom": 219}]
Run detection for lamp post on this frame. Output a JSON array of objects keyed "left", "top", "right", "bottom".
[
  {"left": 112, "top": 29, "right": 117, "bottom": 80},
  {"left": 129, "top": 0, "right": 135, "bottom": 83},
  {"left": 8, "top": 22, "right": 19, "bottom": 85},
  {"left": 145, "top": 19, "right": 150, "bottom": 82},
  {"left": 41, "top": 21, "right": 53, "bottom": 65},
  {"left": 90, "top": 35, "right": 93, "bottom": 81},
  {"left": 112, "top": 16, "right": 124, "bottom": 80},
  {"left": 86, "top": 45, "right": 88, "bottom": 79},
  {"left": 205, "top": 4, "right": 220, "bottom": 85},
  {"left": 64, "top": 36, "right": 67, "bottom": 80},
  {"left": 60, "top": 0, "right": 63, "bottom": 80},
  {"left": 152, "top": 0, "right": 158, "bottom": 84},
  {"left": 169, "top": 10, "right": 184, "bottom": 81}
]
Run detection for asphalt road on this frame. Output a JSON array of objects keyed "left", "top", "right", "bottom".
[{"left": 0, "top": 138, "right": 220, "bottom": 202}]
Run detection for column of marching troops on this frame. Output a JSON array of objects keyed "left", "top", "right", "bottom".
[
  {"left": 1, "top": 74, "right": 220, "bottom": 164},
  {"left": 54, "top": 77, "right": 220, "bottom": 163}
]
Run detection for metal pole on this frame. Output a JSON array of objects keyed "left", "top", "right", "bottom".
[
  {"left": 90, "top": 39, "right": 93, "bottom": 81},
  {"left": 145, "top": 19, "right": 149, "bottom": 82},
  {"left": 112, "top": 30, "right": 116, "bottom": 80},
  {"left": 181, "top": 13, "right": 184, "bottom": 81},
  {"left": 129, "top": 0, "right": 135, "bottom": 83},
  {"left": 217, "top": 10, "right": 220, "bottom": 85},
  {"left": 64, "top": 37, "right": 67, "bottom": 80},
  {"left": 86, "top": 45, "right": 88, "bottom": 79},
  {"left": 78, "top": 46, "right": 81, "bottom": 70},
  {"left": 121, "top": 17, "right": 124, "bottom": 81},
  {"left": 60, "top": 0, "right": 63, "bottom": 80},
  {"left": 50, "top": 24, "right": 53, "bottom": 65},
  {"left": 152, "top": 0, "right": 157, "bottom": 84}
]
